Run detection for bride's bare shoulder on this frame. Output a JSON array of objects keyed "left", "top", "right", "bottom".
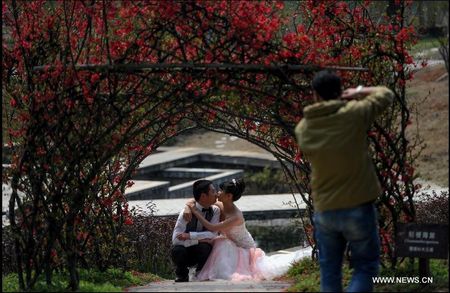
[
  {"left": 234, "top": 208, "right": 245, "bottom": 223},
  {"left": 214, "top": 201, "right": 224, "bottom": 210}
]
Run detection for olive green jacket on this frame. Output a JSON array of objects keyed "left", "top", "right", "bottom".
[{"left": 295, "top": 86, "right": 394, "bottom": 212}]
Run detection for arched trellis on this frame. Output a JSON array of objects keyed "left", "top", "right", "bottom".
[
  {"left": 31, "top": 61, "right": 416, "bottom": 262},
  {"left": 32, "top": 60, "right": 370, "bottom": 248},
  {"left": 3, "top": 0, "right": 419, "bottom": 291}
]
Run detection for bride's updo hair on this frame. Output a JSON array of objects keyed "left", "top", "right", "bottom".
[{"left": 219, "top": 178, "right": 245, "bottom": 201}]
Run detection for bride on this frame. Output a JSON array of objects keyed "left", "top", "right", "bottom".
[{"left": 183, "top": 178, "right": 311, "bottom": 281}]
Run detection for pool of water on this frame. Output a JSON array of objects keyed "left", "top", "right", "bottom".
[{"left": 246, "top": 218, "right": 306, "bottom": 253}]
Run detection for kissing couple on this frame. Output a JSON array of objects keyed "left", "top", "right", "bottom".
[{"left": 170, "top": 178, "right": 311, "bottom": 282}]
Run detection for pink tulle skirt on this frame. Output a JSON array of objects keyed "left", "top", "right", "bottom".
[{"left": 196, "top": 237, "right": 266, "bottom": 281}]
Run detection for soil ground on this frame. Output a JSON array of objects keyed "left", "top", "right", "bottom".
[
  {"left": 406, "top": 63, "right": 448, "bottom": 187},
  {"left": 170, "top": 64, "right": 449, "bottom": 187}
]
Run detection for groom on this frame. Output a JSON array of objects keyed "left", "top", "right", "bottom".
[{"left": 171, "top": 179, "right": 220, "bottom": 282}]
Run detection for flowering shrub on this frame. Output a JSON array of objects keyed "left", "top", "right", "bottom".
[
  {"left": 2, "top": 226, "right": 15, "bottom": 276},
  {"left": 415, "top": 191, "right": 449, "bottom": 225},
  {"left": 121, "top": 213, "right": 177, "bottom": 279},
  {"left": 2, "top": 203, "right": 177, "bottom": 280},
  {"left": 246, "top": 167, "right": 291, "bottom": 195}
]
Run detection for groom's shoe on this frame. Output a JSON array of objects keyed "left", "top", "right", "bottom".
[{"left": 174, "top": 276, "right": 189, "bottom": 282}]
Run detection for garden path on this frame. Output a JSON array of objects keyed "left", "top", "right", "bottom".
[
  {"left": 125, "top": 279, "right": 293, "bottom": 292},
  {"left": 125, "top": 246, "right": 303, "bottom": 292}
]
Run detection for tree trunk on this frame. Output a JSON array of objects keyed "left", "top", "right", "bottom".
[
  {"left": 44, "top": 222, "right": 57, "bottom": 286},
  {"left": 14, "top": 238, "right": 25, "bottom": 291},
  {"left": 9, "top": 172, "right": 25, "bottom": 290},
  {"left": 386, "top": 0, "right": 401, "bottom": 18},
  {"left": 65, "top": 218, "right": 79, "bottom": 291},
  {"left": 418, "top": 1, "right": 425, "bottom": 30},
  {"left": 67, "top": 252, "right": 79, "bottom": 291},
  {"left": 438, "top": 39, "right": 449, "bottom": 73}
]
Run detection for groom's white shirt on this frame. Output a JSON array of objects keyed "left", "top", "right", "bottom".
[{"left": 172, "top": 202, "right": 220, "bottom": 247}]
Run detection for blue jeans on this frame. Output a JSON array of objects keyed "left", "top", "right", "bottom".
[{"left": 313, "top": 202, "right": 380, "bottom": 292}]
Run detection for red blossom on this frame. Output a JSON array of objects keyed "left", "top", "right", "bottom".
[
  {"left": 2, "top": 2, "right": 7, "bottom": 15},
  {"left": 124, "top": 217, "right": 133, "bottom": 225},
  {"left": 275, "top": 1, "right": 284, "bottom": 10},
  {"left": 102, "top": 198, "right": 113, "bottom": 208},
  {"left": 278, "top": 136, "right": 292, "bottom": 149},
  {"left": 90, "top": 73, "right": 100, "bottom": 84},
  {"left": 294, "top": 151, "right": 302, "bottom": 163},
  {"left": 36, "top": 147, "right": 46, "bottom": 156},
  {"left": 282, "top": 33, "right": 296, "bottom": 46},
  {"left": 76, "top": 231, "right": 88, "bottom": 241},
  {"left": 20, "top": 39, "right": 32, "bottom": 49},
  {"left": 243, "top": 119, "right": 257, "bottom": 131}
]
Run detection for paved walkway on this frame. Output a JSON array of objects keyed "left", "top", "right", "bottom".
[
  {"left": 125, "top": 246, "right": 306, "bottom": 292},
  {"left": 125, "top": 279, "right": 293, "bottom": 292},
  {"left": 126, "top": 281, "right": 290, "bottom": 292},
  {"left": 125, "top": 245, "right": 303, "bottom": 292}
]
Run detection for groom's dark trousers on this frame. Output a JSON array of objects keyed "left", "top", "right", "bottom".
[
  {"left": 171, "top": 208, "right": 214, "bottom": 280},
  {"left": 171, "top": 242, "right": 212, "bottom": 280}
]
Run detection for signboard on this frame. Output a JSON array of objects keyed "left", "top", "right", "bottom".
[{"left": 395, "top": 223, "right": 448, "bottom": 259}]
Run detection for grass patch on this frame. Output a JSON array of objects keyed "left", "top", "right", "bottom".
[
  {"left": 411, "top": 38, "right": 439, "bottom": 54},
  {"left": 285, "top": 258, "right": 352, "bottom": 292},
  {"left": 2, "top": 268, "right": 163, "bottom": 292},
  {"left": 375, "top": 259, "right": 449, "bottom": 292},
  {"left": 286, "top": 258, "right": 448, "bottom": 292},
  {"left": 410, "top": 37, "right": 444, "bottom": 59},
  {"left": 286, "top": 258, "right": 321, "bottom": 292}
]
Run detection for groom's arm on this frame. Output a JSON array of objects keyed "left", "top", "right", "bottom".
[
  {"left": 172, "top": 210, "right": 199, "bottom": 247},
  {"left": 189, "top": 206, "right": 220, "bottom": 240}
]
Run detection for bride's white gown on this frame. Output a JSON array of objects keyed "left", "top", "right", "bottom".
[{"left": 196, "top": 222, "right": 312, "bottom": 281}]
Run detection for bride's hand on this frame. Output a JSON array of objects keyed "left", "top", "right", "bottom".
[
  {"left": 189, "top": 205, "right": 201, "bottom": 217},
  {"left": 183, "top": 205, "right": 192, "bottom": 222},
  {"left": 183, "top": 199, "right": 196, "bottom": 221},
  {"left": 186, "top": 202, "right": 196, "bottom": 210}
]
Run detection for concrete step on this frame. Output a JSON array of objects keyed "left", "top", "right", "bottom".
[
  {"left": 126, "top": 169, "right": 244, "bottom": 200},
  {"left": 127, "top": 193, "right": 307, "bottom": 218},
  {"left": 160, "top": 167, "right": 224, "bottom": 179},
  {"left": 167, "top": 169, "right": 244, "bottom": 198},
  {"left": 134, "top": 147, "right": 280, "bottom": 178},
  {"left": 125, "top": 181, "right": 170, "bottom": 201}
]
